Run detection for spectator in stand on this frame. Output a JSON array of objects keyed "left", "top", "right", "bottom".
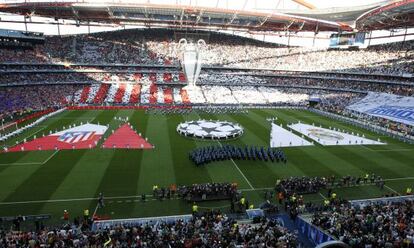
[
  {"left": 0, "top": 85, "right": 81, "bottom": 117},
  {"left": 1, "top": 29, "right": 412, "bottom": 74},
  {"left": 312, "top": 200, "right": 414, "bottom": 247},
  {"left": 0, "top": 210, "right": 298, "bottom": 247}
]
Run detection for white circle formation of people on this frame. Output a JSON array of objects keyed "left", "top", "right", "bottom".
[{"left": 177, "top": 120, "right": 243, "bottom": 140}]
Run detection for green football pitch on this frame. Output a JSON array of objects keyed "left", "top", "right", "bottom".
[{"left": 0, "top": 109, "right": 413, "bottom": 225}]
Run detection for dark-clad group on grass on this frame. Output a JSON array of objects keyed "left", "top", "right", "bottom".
[
  {"left": 189, "top": 145, "right": 287, "bottom": 166},
  {"left": 177, "top": 183, "right": 238, "bottom": 202}
]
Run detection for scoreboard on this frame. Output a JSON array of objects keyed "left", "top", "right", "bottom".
[{"left": 329, "top": 32, "right": 366, "bottom": 48}]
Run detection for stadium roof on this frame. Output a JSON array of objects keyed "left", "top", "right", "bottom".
[
  {"left": 0, "top": 0, "right": 412, "bottom": 32},
  {"left": 356, "top": 0, "right": 414, "bottom": 30},
  {"left": 0, "top": 1, "right": 351, "bottom": 32}
]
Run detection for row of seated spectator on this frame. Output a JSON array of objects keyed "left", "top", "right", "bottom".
[
  {"left": 0, "top": 210, "right": 298, "bottom": 247},
  {"left": 1, "top": 64, "right": 412, "bottom": 86},
  {"left": 1, "top": 71, "right": 411, "bottom": 96},
  {"left": 0, "top": 84, "right": 363, "bottom": 117},
  {"left": 66, "top": 84, "right": 363, "bottom": 106},
  {"left": 311, "top": 200, "right": 414, "bottom": 247},
  {"left": 0, "top": 28, "right": 412, "bottom": 75}
]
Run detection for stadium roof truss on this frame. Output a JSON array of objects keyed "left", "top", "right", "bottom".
[
  {"left": 0, "top": 2, "right": 353, "bottom": 32},
  {"left": 356, "top": 0, "right": 414, "bottom": 30}
]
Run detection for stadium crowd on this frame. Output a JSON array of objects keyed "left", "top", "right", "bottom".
[
  {"left": 0, "top": 211, "right": 299, "bottom": 248},
  {"left": 316, "top": 103, "right": 414, "bottom": 137},
  {"left": 1, "top": 71, "right": 412, "bottom": 96},
  {"left": 0, "top": 29, "right": 412, "bottom": 75},
  {"left": 0, "top": 85, "right": 81, "bottom": 119},
  {"left": 311, "top": 200, "right": 414, "bottom": 247}
]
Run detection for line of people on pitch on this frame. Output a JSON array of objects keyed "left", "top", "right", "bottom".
[
  {"left": 151, "top": 182, "right": 238, "bottom": 202},
  {"left": 179, "top": 182, "right": 238, "bottom": 202},
  {"left": 275, "top": 174, "right": 385, "bottom": 196},
  {"left": 189, "top": 145, "right": 287, "bottom": 166}
]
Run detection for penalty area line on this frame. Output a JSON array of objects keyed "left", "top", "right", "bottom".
[
  {"left": 42, "top": 150, "right": 59, "bottom": 165},
  {"left": 0, "top": 150, "right": 59, "bottom": 167}
]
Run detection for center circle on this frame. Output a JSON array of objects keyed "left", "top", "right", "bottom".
[{"left": 177, "top": 120, "right": 244, "bottom": 140}]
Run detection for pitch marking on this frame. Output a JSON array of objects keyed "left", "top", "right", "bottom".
[
  {"left": 318, "top": 192, "right": 327, "bottom": 200},
  {"left": 217, "top": 141, "right": 254, "bottom": 190},
  {"left": 384, "top": 185, "right": 400, "bottom": 195},
  {"left": 0, "top": 150, "right": 59, "bottom": 166},
  {"left": 2, "top": 177, "right": 414, "bottom": 205}
]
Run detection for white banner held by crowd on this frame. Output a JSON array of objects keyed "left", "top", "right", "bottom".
[{"left": 347, "top": 92, "right": 414, "bottom": 126}]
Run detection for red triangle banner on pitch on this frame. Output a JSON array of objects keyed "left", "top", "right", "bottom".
[{"left": 102, "top": 124, "right": 153, "bottom": 149}]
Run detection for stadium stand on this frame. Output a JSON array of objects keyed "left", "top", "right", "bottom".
[
  {"left": 312, "top": 199, "right": 414, "bottom": 247},
  {"left": 0, "top": 2, "right": 413, "bottom": 246},
  {"left": 0, "top": 210, "right": 299, "bottom": 247},
  {"left": 0, "top": 29, "right": 412, "bottom": 75}
]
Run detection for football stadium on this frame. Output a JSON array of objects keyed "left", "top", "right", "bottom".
[{"left": 0, "top": 0, "right": 413, "bottom": 247}]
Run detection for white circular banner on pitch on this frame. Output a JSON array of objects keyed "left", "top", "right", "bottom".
[{"left": 177, "top": 120, "right": 243, "bottom": 140}]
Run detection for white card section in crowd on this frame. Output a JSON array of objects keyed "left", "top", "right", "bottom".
[
  {"left": 86, "top": 84, "right": 100, "bottom": 103},
  {"left": 288, "top": 123, "right": 385, "bottom": 146},
  {"left": 173, "top": 88, "right": 183, "bottom": 104},
  {"left": 140, "top": 84, "right": 150, "bottom": 104},
  {"left": 122, "top": 84, "right": 133, "bottom": 103},
  {"left": 270, "top": 123, "right": 313, "bottom": 148},
  {"left": 157, "top": 88, "right": 164, "bottom": 104},
  {"left": 346, "top": 92, "right": 414, "bottom": 126}
]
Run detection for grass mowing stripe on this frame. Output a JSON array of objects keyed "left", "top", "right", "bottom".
[
  {"left": 136, "top": 113, "right": 177, "bottom": 192},
  {"left": 345, "top": 146, "right": 409, "bottom": 178},
  {"left": 90, "top": 110, "right": 140, "bottom": 214},
  {"left": 1, "top": 149, "right": 87, "bottom": 213},
  {"left": 167, "top": 113, "right": 213, "bottom": 185},
  {"left": 93, "top": 150, "right": 142, "bottom": 197}
]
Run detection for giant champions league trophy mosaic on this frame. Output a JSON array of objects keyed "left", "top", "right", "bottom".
[{"left": 178, "top": 38, "right": 206, "bottom": 87}]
